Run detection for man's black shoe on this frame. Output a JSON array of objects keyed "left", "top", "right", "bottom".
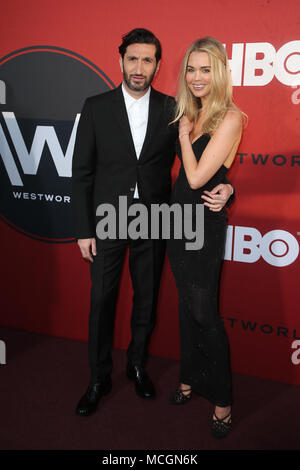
[
  {"left": 126, "top": 364, "right": 156, "bottom": 399},
  {"left": 75, "top": 377, "right": 112, "bottom": 416}
]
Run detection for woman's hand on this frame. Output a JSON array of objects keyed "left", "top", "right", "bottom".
[{"left": 179, "top": 116, "right": 193, "bottom": 139}]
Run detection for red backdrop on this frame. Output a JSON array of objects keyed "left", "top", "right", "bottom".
[{"left": 0, "top": 0, "right": 300, "bottom": 385}]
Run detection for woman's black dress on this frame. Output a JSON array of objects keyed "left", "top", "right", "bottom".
[{"left": 167, "top": 134, "right": 232, "bottom": 407}]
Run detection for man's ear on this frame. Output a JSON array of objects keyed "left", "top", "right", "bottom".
[
  {"left": 119, "top": 56, "right": 124, "bottom": 73},
  {"left": 154, "top": 60, "right": 161, "bottom": 77}
]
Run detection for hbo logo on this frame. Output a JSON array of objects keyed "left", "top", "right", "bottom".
[
  {"left": 226, "top": 40, "right": 300, "bottom": 87},
  {"left": 224, "top": 226, "right": 299, "bottom": 267}
]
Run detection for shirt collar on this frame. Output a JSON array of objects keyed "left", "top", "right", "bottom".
[{"left": 121, "top": 82, "right": 151, "bottom": 108}]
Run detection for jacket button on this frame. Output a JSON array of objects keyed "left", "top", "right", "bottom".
[{"left": 130, "top": 187, "right": 135, "bottom": 191}]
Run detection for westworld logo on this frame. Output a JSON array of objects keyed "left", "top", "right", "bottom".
[{"left": 0, "top": 46, "right": 115, "bottom": 242}]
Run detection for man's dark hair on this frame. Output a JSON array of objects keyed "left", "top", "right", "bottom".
[{"left": 118, "top": 28, "right": 162, "bottom": 62}]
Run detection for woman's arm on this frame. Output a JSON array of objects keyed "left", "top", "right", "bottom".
[{"left": 179, "top": 111, "right": 242, "bottom": 189}]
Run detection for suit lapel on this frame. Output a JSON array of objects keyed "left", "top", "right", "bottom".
[
  {"left": 112, "top": 85, "right": 137, "bottom": 161},
  {"left": 139, "top": 87, "right": 161, "bottom": 161},
  {"left": 111, "top": 85, "right": 162, "bottom": 162}
]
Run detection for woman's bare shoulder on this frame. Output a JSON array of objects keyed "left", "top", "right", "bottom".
[
  {"left": 213, "top": 109, "right": 243, "bottom": 139},
  {"left": 223, "top": 108, "right": 243, "bottom": 126}
]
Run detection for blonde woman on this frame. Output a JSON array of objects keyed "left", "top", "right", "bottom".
[{"left": 167, "top": 37, "right": 245, "bottom": 438}]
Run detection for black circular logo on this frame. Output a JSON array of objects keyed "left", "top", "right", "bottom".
[{"left": 0, "top": 45, "right": 115, "bottom": 242}]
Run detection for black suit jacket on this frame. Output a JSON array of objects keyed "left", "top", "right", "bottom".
[
  {"left": 72, "top": 84, "right": 234, "bottom": 240},
  {"left": 72, "top": 85, "right": 177, "bottom": 239}
]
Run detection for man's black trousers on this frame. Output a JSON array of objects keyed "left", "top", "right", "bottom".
[{"left": 88, "top": 234, "right": 166, "bottom": 382}]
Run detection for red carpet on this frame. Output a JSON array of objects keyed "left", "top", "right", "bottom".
[{"left": 0, "top": 327, "right": 300, "bottom": 451}]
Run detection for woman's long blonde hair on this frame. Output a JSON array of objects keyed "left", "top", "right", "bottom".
[{"left": 172, "top": 36, "right": 246, "bottom": 135}]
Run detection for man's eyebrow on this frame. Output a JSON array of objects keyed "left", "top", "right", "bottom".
[{"left": 127, "top": 55, "right": 154, "bottom": 60}]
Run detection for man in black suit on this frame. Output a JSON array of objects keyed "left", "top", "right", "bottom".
[{"left": 72, "top": 28, "right": 233, "bottom": 416}]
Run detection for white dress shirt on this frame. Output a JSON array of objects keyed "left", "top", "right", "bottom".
[{"left": 122, "top": 83, "right": 150, "bottom": 199}]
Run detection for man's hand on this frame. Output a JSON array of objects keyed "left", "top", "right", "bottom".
[
  {"left": 77, "top": 238, "right": 97, "bottom": 262},
  {"left": 201, "top": 183, "right": 233, "bottom": 212}
]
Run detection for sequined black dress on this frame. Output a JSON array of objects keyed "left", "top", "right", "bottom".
[{"left": 167, "top": 134, "right": 232, "bottom": 407}]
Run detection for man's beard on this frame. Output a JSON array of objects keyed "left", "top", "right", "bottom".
[{"left": 123, "top": 69, "right": 157, "bottom": 92}]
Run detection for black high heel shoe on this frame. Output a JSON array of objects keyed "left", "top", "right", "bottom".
[
  {"left": 210, "top": 411, "right": 232, "bottom": 439},
  {"left": 169, "top": 386, "right": 192, "bottom": 405}
]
